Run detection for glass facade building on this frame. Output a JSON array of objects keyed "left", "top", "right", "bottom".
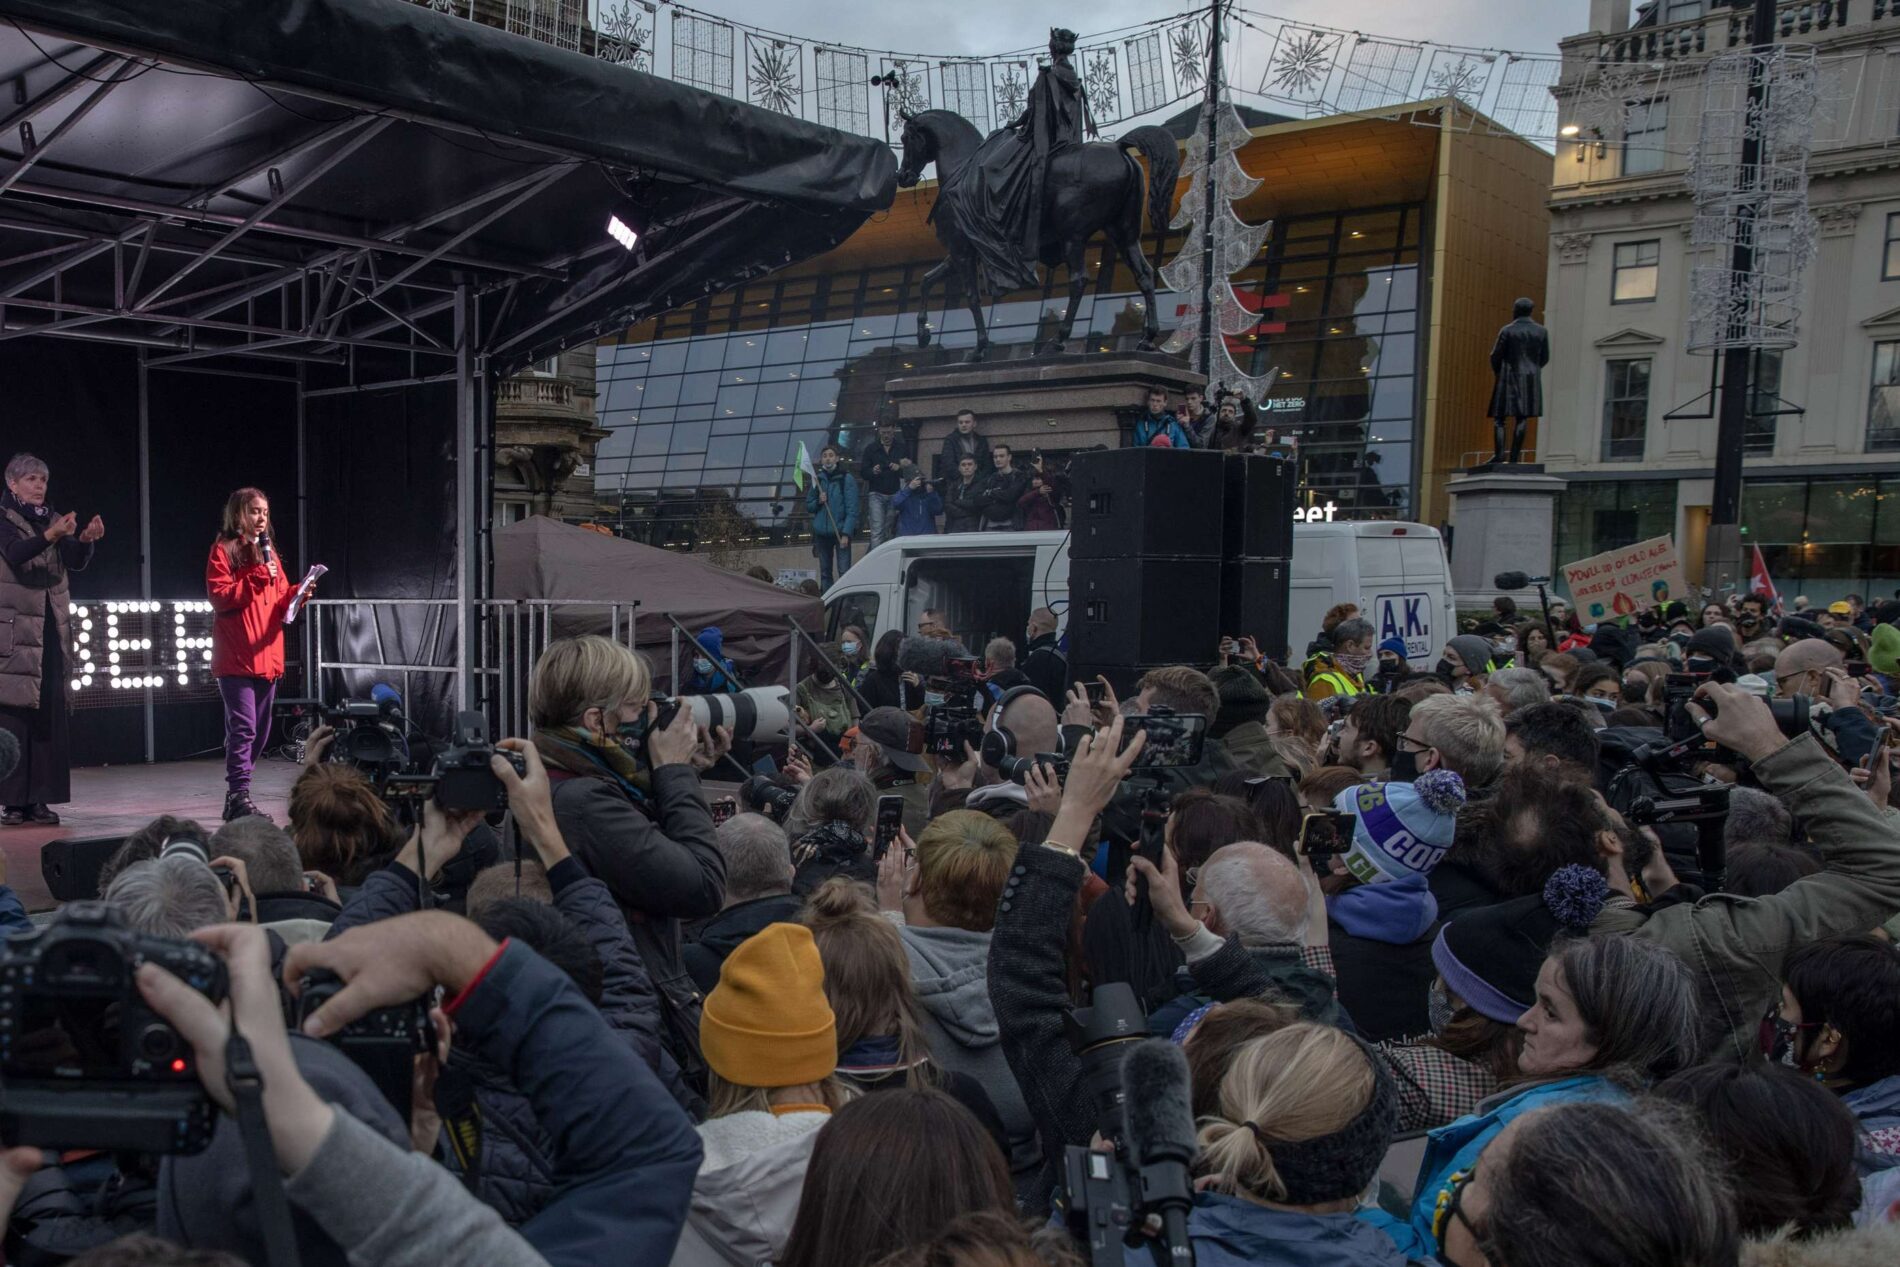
[{"left": 594, "top": 203, "right": 1425, "bottom": 550}]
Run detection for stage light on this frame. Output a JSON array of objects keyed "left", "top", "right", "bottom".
[
  {"left": 73, "top": 606, "right": 87, "bottom": 619},
  {"left": 80, "top": 619, "right": 91, "bottom": 631},
  {"left": 203, "top": 650, "right": 213, "bottom": 663},
  {"left": 76, "top": 632, "right": 87, "bottom": 644},
  {"left": 70, "top": 679, "right": 80, "bottom": 691},
  {"left": 109, "top": 664, "right": 120, "bottom": 675},
  {"left": 176, "top": 674, "right": 187, "bottom": 686},
  {"left": 108, "top": 652, "right": 119, "bottom": 665},
  {"left": 81, "top": 675, "right": 91, "bottom": 688},
  {"left": 607, "top": 214, "right": 639, "bottom": 251}
]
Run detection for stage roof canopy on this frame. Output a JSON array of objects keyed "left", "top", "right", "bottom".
[{"left": 0, "top": 0, "right": 896, "bottom": 378}]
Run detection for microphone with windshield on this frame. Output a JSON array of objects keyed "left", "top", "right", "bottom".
[
  {"left": 1121, "top": 1039, "right": 1197, "bottom": 1267},
  {"left": 1494, "top": 572, "right": 1558, "bottom": 652}
]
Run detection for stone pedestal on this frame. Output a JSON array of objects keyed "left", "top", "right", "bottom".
[
  {"left": 1444, "top": 467, "right": 1567, "bottom": 607},
  {"left": 884, "top": 353, "right": 1205, "bottom": 474}
]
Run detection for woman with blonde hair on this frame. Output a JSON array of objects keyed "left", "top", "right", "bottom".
[
  {"left": 529, "top": 634, "right": 725, "bottom": 1073},
  {"left": 1187, "top": 1023, "right": 1408, "bottom": 1266}
]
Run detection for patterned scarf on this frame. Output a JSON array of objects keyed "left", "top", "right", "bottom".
[
  {"left": 0, "top": 486, "right": 50, "bottom": 525},
  {"left": 531, "top": 725, "right": 653, "bottom": 809}
]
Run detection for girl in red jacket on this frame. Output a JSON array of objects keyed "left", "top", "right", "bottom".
[{"left": 207, "top": 487, "right": 292, "bottom": 822}]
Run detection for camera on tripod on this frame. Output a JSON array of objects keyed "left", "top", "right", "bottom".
[
  {"left": 0, "top": 904, "right": 227, "bottom": 1155},
  {"left": 322, "top": 696, "right": 407, "bottom": 772}
]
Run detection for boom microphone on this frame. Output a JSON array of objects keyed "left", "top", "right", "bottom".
[
  {"left": 1493, "top": 571, "right": 1551, "bottom": 590},
  {"left": 1120, "top": 1039, "right": 1198, "bottom": 1266},
  {"left": 897, "top": 635, "right": 969, "bottom": 680}
]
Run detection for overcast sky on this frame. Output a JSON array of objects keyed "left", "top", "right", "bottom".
[{"left": 690, "top": 1, "right": 1586, "bottom": 60}]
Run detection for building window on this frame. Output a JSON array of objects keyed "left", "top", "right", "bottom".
[
  {"left": 1884, "top": 212, "right": 1900, "bottom": 280},
  {"left": 1622, "top": 100, "right": 1667, "bottom": 176},
  {"left": 1602, "top": 358, "right": 1651, "bottom": 461},
  {"left": 1612, "top": 240, "right": 1660, "bottom": 303},
  {"left": 1662, "top": 1, "right": 1704, "bottom": 22},
  {"left": 1744, "top": 348, "right": 1782, "bottom": 456},
  {"left": 528, "top": 355, "right": 560, "bottom": 377},
  {"left": 1870, "top": 340, "right": 1900, "bottom": 452}
]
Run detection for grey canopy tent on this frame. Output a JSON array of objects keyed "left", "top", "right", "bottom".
[{"left": 493, "top": 516, "right": 822, "bottom": 694}]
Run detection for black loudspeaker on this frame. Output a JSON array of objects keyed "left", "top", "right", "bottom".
[
  {"left": 41, "top": 835, "right": 127, "bottom": 903},
  {"left": 1068, "top": 448, "right": 1225, "bottom": 560},
  {"left": 1223, "top": 453, "right": 1296, "bottom": 560},
  {"left": 1070, "top": 558, "right": 1221, "bottom": 667},
  {"left": 1221, "top": 559, "right": 1292, "bottom": 664}
]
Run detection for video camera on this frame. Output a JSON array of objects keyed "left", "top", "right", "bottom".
[
  {"left": 294, "top": 969, "right": 436, "bottom": 1121},
  {"left": 0, "top": 904, "right": 226, "bottom": 1155},
  {"left": 1059, "top": 985, "right": 1196, "bottom": 1267},
  {"left": 383, "top": 711, "right": 526, "bottom": 814},
  {"left": 321, "top": 686, "right": 409, "bottom": 772}
]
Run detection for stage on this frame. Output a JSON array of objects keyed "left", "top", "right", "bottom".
[{"left": 4, "top": 759, "right": 302, "bottom": 913}]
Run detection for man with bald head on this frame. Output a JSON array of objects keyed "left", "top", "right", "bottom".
[
  {"left": 1770, "top": 637, "right": 1881, "bottom": 766},
  {"left": 932, "top": 689, "right": 1063, "bottom": 820},
  {"left": 1133, "top": 842, "right": 1340, "bottom": 1031},
  {"left": 1773, "top": 637, "right": 1843, "bottom": 701}
]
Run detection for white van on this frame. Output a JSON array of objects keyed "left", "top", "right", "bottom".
[{"left": 822, "top": 521, "right": 1457, "bottom": 669}]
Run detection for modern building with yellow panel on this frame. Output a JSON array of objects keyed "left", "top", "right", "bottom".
[{"left": 592, "top": 100, "right": 1549, "bottom": 553}]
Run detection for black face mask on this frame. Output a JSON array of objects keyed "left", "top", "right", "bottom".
[
  {"left": 1388, "top": 748, "right": 1419, "bottom": 782},
  {"left": 1434, "top": 658, "right": 1456, "bottom": 683}
]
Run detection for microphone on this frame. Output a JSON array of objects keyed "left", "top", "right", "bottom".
[
  {"left": 1121, "top": 1039, "right": 1198, "bottom": 1266},
  {"left": 370, "top": 682, "right": 405, "bottom": 722},
  {"left": 897, "top": 635, "right": 970, "bottom": 679},
  {"left": 0, "top": 727, "right": 20, "bottom": 782},
  {"left": 1493, "top": 571, "right": 1551, "bottom": 590},
  {"left": 257, "top": 531, "right": 279, "bottom": 580}
]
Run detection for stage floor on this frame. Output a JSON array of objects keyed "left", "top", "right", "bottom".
[{"left": 3, "top": 758, "right": 301, "bottom": 912}]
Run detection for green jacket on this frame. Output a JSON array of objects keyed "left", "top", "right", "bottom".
[
  {"left": 1219, "top": 720, "right": 1291, "bottom": 780},
  {"left": 1595, "top": 733, "right": 1900, "bottom": 1063}
]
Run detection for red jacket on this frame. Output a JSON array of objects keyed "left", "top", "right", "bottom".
[{"left": 206, "top": 539, "right": 292, "bottom": 680}]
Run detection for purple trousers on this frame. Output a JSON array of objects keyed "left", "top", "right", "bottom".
[{"left": 219, "top": 676, "right": 276, "bottom": 796}]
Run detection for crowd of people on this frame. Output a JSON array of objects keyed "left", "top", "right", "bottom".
[
  {"left": 4, "top": 578, "right": 1900, "bottom": 1267},
  {"left": 804, "top": 387, "right": 1288, "bottom": 587}
]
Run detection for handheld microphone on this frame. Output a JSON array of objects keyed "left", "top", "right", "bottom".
[
  {"left": 1121, "top": 1039, "right": 1198, "bottom": 1266},
  {"left": 257, "top": 531, "right": 279, "bottom": 579}
]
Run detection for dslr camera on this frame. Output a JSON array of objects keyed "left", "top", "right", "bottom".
[
  {"left": 295, "top": 969, "right": 436, "bottom": 1121},
  {"left": 384, "top": 711, "right": 526, "bottom": 813},
  {"left": 0, "top": 904, "right": 227, "bottom": 1154}
]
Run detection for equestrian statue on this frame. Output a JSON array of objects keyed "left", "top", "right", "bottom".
[{"left": 894, "top": 27, "right": 1180, "bottom": 362}]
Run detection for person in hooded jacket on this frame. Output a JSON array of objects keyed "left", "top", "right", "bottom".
[
  {"left": 883, "top": 808, "right": 1043, "bottom": 1202},
  {"left": 1157, "top": 1024, "right": 1410, "bottom": 1267},
  {"left": 671, "top": 922, "right": 848, "bottom": 1267},
  {"left": 683, "top": 626, "right": 741, "bottom": 694},
  {"left": 890, "top": 464, "right": 943, "bottom": 538}
]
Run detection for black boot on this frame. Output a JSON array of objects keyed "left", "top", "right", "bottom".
[
  {"left": 224, "top": 791, "right": 268, "bottom": 823},
  {"left": 27, "top": 804, "right": 58, "bottom": 825}
]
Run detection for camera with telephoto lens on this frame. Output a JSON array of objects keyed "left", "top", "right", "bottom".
[
  {"left": 323, "top": 697, "right": 407, "bottom": 772},
  {"left": 295, "top": 969, "right": 436, "bottom": 1122},
  {"left": 740, "top": 774, "right": 799, "bottom": 823},
  {"left": 0, "top": 904, "right": 227, "bottom": 1155}
]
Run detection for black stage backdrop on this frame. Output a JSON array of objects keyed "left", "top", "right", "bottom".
[{"left": 0, "top": 338, "right": 456, "bottom": 767}]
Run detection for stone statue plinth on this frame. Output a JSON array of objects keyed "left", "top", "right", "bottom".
[{"left": 1445, "top": 467, "right": 1567, "bottom": 607}]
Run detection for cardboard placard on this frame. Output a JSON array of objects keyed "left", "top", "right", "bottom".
[{"left": 1561, "top": 535, "right": 1685, "bottom": 622}]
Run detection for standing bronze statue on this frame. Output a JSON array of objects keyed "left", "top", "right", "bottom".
[
  {"left": 1486, "top": 297, "right": 1549, "bottom": 466},
  {"left": 894, "top": 28, "right": 1179, "bottom": 361}
]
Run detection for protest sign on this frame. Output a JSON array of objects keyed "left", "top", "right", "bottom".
[{"left": 1560, "top": 535, "right": 1684, "bottom": 622}]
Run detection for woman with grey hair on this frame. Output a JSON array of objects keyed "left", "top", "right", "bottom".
[
  {"left": 0, "top": 452, "right": 101, "bottom": 825},
  {"left": 785, "top": 764, "right": 877, "bottom": 896}
]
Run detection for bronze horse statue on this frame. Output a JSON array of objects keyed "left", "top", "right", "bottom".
[{"left": 895, "top": 110, "right": 1179, "bottom": 361}]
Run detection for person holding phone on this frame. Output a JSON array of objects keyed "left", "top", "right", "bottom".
[{"left": 0, "top": 453, "right": 100, "bottom": 826}]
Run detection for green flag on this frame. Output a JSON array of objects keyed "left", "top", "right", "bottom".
[{"left": 791, "top": 439, "right": 816, "bottom": 492}]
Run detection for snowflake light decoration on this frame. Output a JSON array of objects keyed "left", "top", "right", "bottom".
[
  {"left": 596, "top": 0, "right": 651, "bottom": 70},
  {"left": 422, "top": 0, "right": 462, "bottom": 14},
  {"left": 994, "top": 62, "right": 1028, "bottom": 120},
  {"left": 1426, "top": 56, "right": 1487, "bottom": 106},
  {"left": 1081, "top": 48, "right": 1118, "bottom": 119},
  {"left": 1269, "top": 30, "right": 1333, "bottom": 97},
  {"left": 1170, "top": 22, "right": 1205, "bottom": 93},
  {"left": 749, "top": 40, "right": 800, "bottom": 114},
  {"left": 879, "top": 60, "right": 928, "bottom": 129}
]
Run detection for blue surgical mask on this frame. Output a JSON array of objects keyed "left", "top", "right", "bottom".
[
  {"left": 693, "top": 657, "right": 713, "bottom": 676},
  {"left": 841, "top": 641, "right": 860, "bottom": 657}
]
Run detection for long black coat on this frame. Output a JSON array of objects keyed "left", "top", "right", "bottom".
[{"left": 1487, "top": 315, "right": 1549, "bottom": 419}]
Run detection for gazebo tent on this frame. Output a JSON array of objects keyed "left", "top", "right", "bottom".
[
  {"left": 493, "top": 516, "right": 822, "bottom": 694},
  {"left": 0, "top": 0, "right": 893, "bottom": 756}
]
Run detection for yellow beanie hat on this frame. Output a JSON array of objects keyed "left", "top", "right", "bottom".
[{"left": 701, "top": 923, "right": 837, "bottom": 1089}]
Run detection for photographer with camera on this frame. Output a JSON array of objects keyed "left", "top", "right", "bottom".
[
  {"left": 527, "top": 635, "right": 724, "bottom": 1080},
  {"left": 890, "top": 462, "right": 943, "bottom": 539}
]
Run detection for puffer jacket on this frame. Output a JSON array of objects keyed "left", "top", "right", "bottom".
[
  {"left": 901, "top": 923, "right": 1042, "bottom": 1193},
  {"left": 1594, "top": 733, "right": 1900, "bottom": 1062},
  {"left": 669, "top": 1110, "right": 828, "bottom": 1267},
  {"left": 1136, "top": 1193, "right": 1415, "bottom": 1267}
]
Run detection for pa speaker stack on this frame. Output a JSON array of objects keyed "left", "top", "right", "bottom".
[{"left": 1066, "top": 446, "right": 1295, "bottom": 689}]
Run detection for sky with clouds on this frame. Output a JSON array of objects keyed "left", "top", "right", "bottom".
[{"left": 681, "top": 1, "right": 1588, "bottom": 61}]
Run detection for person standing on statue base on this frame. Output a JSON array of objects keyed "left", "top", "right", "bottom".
[
  {"left": 0, "top": 454, "right": 100, "bottom": 826},
  {"left": 207, "top": 487, "right": 294, "bottom": 823},
  {"left": 1486, "top": 298, "right": 1549, "bottom": 466}
]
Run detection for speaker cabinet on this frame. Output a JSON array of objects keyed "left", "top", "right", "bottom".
[
  {"left": 1069, "top": 557, "right": 1221, "bottom": 667},
  {"left": 1220, "top": 559, "right": 1292, "bottom": 664},
  {"left": 1068, "top": 448, "right": 1225, "bottom": 560},
  {"left": 1222, "top": 453, "right": 1296, "bottom": 560},
  {"left": 41, "top": 835, "right": 128, "bottom": 903}
]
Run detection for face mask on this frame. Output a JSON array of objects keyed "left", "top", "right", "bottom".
[
  {"left": 841, "top": 641, "right": 860, "bottom": 657},
  {"left": 615, "top": 715, "right": 649, "bottom": 745},
  {"left": 1335, "top": 650, "right": 1371, "bottom": 674},
  {"left": 1497, "top": 635, "right": 1517, "bottom": 652},
  {"left": 1434, "top": 658, "right": 1455, "bottom": 680},
  {"left": 1388, "top": 748, "right": 1419, "bottom": 782},
  {"left": 1427, "top": 982, "right": 1456, "bottom": 1036},
  {"left": 1762, "top": 1015, "right": 1805, "bottom": 1068}
]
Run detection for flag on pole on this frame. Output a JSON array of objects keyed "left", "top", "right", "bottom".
[
  {"left": 791, "top": 440, "right": 816, "bottom": 492},
  {"left": 1749, "top": 544, "right": 1781, "bottom": 614}
]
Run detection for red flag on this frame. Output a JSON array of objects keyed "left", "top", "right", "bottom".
[{"left": 1749, "top": 545, "right": 1781, "bottom": 614}]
